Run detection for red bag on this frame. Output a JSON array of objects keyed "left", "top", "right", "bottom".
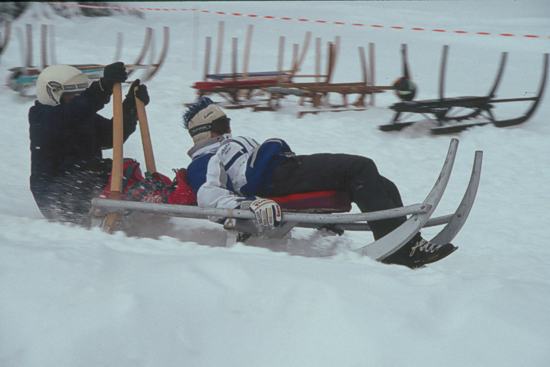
[
  {"left": 100, "top": 162, "right": 197, "bottom": 205},
  {"left": 126, "top": 171, "right": 174, "bottom": 203},
  {"left": 167, "top": 168, "right": 197, "bottom": 205},
  {"left": 101, "top": 159, "right": 145, "bottom": 198}
]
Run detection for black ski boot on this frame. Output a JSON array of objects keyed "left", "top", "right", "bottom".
[{"left": 381, "top": 237, "right": 458, "bottom": 269}]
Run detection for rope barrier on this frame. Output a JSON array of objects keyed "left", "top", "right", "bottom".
[{"left": 52, "top": 2, "right": 549, "bottom": 40}]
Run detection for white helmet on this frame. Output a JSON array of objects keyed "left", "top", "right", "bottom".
[{"left": 36, "top": 65, "right": 90, "bottom": 106}]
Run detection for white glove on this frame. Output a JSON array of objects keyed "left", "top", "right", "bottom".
[{"left": 243, "top": 198, "right": 282, "bottom": 229}]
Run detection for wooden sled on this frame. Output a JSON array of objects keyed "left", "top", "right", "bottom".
[
  {"left": 262, "top": 43, "right": 414, "bottom": 116},
  {"left": 7, "top": 24, "right": 169, "bottom": 96},
  {"left": 190, "top": 23, "right": 312, "bottom": 108}
]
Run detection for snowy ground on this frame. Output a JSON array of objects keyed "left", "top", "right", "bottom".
[{"left": 1, "top": 1, "right": 550, "bottom": 366}]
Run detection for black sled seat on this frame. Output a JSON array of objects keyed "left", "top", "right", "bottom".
[{"left": 391, "top": 96, "right": 493, "bottom": 113}]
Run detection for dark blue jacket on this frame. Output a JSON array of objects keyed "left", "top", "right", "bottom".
[{"left": 29, "top": 81, "right": 137, "bottom": 221}]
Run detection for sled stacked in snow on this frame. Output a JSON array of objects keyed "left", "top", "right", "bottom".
[
  {"left": 188, "top": 22, "right": 548, "bottom": 132},
  {"left": 189, "top": 22, "right": 406, "bottom": 117},
  {"left": 6, "top": 23, "right": 169, "bottom": 96}
]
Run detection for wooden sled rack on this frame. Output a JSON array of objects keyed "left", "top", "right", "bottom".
[
  {"left": 90, "top": 138, "right": 483, "bottom": 262},
  {"left": 6, "top": 24, "right": 169, "bottom": 96},
  {"left": 190, "top": 22, "right": 313, "bottom": 109},
  {"left": 188, "top": 23, "right": 409, "bottom": 117},
  {"left": 379, "top": 45, "right": 549, "bottom": 134}
]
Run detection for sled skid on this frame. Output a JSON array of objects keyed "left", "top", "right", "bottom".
[
  {"left": 91, "top": 200, "right": 429, "bottom": 225},
  {"left": 356, "top": 138, "right": 458, "bottom": 260}
]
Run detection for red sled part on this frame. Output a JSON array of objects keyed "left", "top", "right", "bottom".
[
  {"left": 193, "top": 78, "right": 281, "bottom": 91},
  {"left": 100, "top": 162, "right": 348, "bottom": 213},
  {"left": 269, "top": 190, "right": 351, "bottom": 213}
]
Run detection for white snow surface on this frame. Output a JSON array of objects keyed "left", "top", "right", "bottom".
[{"left": 1, "top": 1, "right": 550, "bottom": 366}]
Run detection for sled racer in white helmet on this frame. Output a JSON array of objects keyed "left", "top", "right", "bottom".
[
  {"left": 35, "top": 64, "right": 90, "bottom": 106},
  {"left": 29, "top": 62, "right": 150, "bottom": 225}
]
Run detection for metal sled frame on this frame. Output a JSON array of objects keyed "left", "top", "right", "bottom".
[
  {"left": 379, "top": 45, "right": 549, "bottom": 134},
  {"left": 90, "top": 139, "right": 482, "bottom": 262},
  {"left": 7, "top": 24, "right": 169, "bottom": 96}
]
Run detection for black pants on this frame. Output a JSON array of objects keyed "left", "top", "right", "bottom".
[
  {"left": 261, "top": 154, "right": 408, "bottom": 240},
  {"left": 31, "top": 169, "right": 109, "bottom": 226}
]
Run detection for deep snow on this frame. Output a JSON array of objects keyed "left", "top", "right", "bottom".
[{"left": 1, "top": 2, "right": 550, "bottom": 367}]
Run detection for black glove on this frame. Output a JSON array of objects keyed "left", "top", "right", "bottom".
[
  {"left": 100, "top": 61, "right": 128, "bottom": 92},
  {"left": 125, "top": 79, "right": 150, "bottom": 106}
]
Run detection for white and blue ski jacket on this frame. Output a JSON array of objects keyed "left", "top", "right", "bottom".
[{"left": 186, "top": 134, "right": 293, "bottom": 209}]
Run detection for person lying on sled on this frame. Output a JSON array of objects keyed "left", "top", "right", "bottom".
[
  {"left": 183, "top": 97, "right": 456, "bottom": 268},
  {"left": 29, "top": 62, "right": 149, "bottom": 225}
]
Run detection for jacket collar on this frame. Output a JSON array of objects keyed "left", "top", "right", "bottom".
[{"left": 187, "top": 134, "right": 232, "bottom": 158}]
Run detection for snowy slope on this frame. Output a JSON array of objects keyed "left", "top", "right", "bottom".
[{"left": 1, "top": 2, "right": 549, "bottom": 366}]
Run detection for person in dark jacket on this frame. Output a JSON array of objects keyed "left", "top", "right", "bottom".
[
  {"left": 183, "top": 97, "right": 457, "bottom": 268},
  {"left": 29, "top": 62, "right": 149, "bottom": 225}
]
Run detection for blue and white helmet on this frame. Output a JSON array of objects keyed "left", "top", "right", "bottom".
[
  {"left": 183, "top": 97, "right": 227, "bottom": 144},
  {"left": 36, "top": 64, "right": 89, "bottom": 106}
]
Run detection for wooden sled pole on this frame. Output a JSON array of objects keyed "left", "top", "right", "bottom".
[
  {"left": 277, "top": 36, "right": 285, "bottom": 73},
  {"left": 293, "top": 31, "right": 312, "bottom": 74},
  {"left": 40, "top": 24, "right": 47, "bottom": 69},
  {"left": 48, "top": 25, "right": 57, "bottom": 65},
  {"left": 368, "top": 42, "right": 375, "bottom": 106},
  {"left": 242, "top": 24, "right": 253, "bottom": 77},
  {"left": 127, "top": 27, "right": 153, "bottom": 78},
  {"left": 103, "top": 83, "right": 124, "bottom": 232},
  {"left": 215, "top": 21, "right": 224, "bottom": 74},
  {"left": 315, "top": 37, "right": 321, "bottom": 82},
  {"left": 114, "top": 32, "right": 123, "bottom": 62},
  {"left": 135, "top": 88, "right": 156, "bottom": 173},
  {"left": 25, "top": 24, "right": 33, "bottom": 68},
  {"left": 359, "top": 46, "right": 368, "bottom": 85},
  {"left": 291, "top": 43, "right": 298, "bottom": 74},
  {"left": 439, "top": 45, "right": 449, "bottom": 100},
  {"left": 203, "top": 36, "right": 212, "bottom": 80},
  {"left": 231, "top": 37, "right": 238, "bottom": 78}
]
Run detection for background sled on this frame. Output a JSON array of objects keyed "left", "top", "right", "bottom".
[
  {"left": 190, "top": 22, "right": 314, "bottom": 109},
  {"left": 257, "top": 43, "right": 415, "bottom": 117},
  {"left": 6, "top": 24, "right": 169, "bottom": 96},
  {"left": 379, "top": 45, "right": 549, "bottom": 134}
]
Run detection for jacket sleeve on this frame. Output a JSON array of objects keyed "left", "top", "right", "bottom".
[{"left": 62, "top": 81, "right": 112, "bottom": 122}]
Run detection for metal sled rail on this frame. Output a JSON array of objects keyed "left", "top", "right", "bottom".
[{"left": 90, "top": 200, "right": 428, "bottom": 225}]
